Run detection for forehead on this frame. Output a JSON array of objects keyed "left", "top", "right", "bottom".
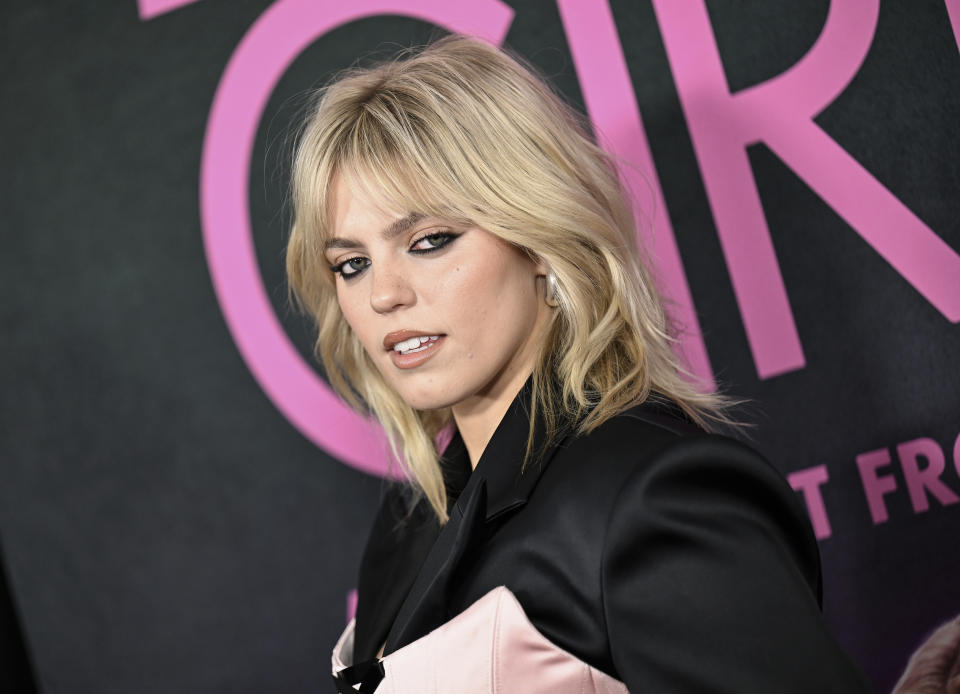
[
  {"left": 328, "top": 173, "right": 410, "bottom": 237},
  {"left": 325, "top": 163, "right": 468, "bottom": 242}
]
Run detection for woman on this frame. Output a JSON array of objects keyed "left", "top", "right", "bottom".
[{"left": 286, "top": 35, "right": 870, "bottom": 693}]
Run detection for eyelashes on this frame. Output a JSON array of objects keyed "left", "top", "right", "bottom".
[
  {"left": 328, "top": 256, "right": 370, "bottom": 278},
  {"left": 329, "top": 231, "right": 460, "bottom": 280},
  {"left": 408, "top": 230, "right": 458, "bottom": 253}
]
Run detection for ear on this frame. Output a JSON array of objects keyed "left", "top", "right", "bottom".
[{"left": 532, "top": 254, "right": 550, "bottom": 277}]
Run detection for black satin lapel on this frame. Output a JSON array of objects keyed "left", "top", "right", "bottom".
[
  {"left": 352, "top": 491, "right": 440, "bottom": 662},
  {"left": 382, "top": 475, "right": 488, "bottom": 655}
]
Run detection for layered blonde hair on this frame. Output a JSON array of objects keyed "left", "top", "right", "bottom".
[{"left": 286, "top": 35, "right": 732, "bottom": 523}]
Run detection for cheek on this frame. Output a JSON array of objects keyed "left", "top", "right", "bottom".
[
  {"left": 335, "top": 285, "right": 355, "bottom": 325},
  {"left": 434, "top": 260, "right": 498, "bottom": 326},
  {"left": 336, "top": 286, "right": 373, "bottom": 347},
  {"left": 434, "top": 248, "right": 536, "bottom": 334}
]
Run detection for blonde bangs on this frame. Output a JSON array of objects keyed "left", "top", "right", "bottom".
[{"left": 286, "top": 35, "right": 739, "bottom": 524}]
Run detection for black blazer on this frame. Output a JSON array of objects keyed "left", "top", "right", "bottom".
[{"left": 349, "top": 382, "right": 871, "bottom": 693}]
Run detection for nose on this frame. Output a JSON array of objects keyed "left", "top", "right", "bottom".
[{"left": 369, "top": 266, "right": 416, "bottom": 314}]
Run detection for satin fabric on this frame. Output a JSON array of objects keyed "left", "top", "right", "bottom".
[
  {"left": 333, "top": 586, "right": 628, "bottom": 694},
  {"left": 343, "top": 381, "right": 872, "bottom": 693}
]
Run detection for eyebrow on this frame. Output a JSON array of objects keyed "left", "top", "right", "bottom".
[{"left": 324, "top": 212, "right": 426, "bottom": 251}]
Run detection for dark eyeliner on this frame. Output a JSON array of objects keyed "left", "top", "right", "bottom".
[
  {"left": 409, "top": 230, "right": 459, "bottom": 254},
  {"left": 329, "top": 257, "right": 369, "bottom": 279}
]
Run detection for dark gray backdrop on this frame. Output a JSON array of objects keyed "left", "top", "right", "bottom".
[{"left": 2, "top": 1, "right": 958, "bottom": 692}]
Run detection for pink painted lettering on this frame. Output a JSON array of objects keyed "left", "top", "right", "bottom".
[
  {"left": 896, "top": 437, "right": 960, "bottom": 514},
  {"left": 955, "top": 431, "right": 960, "bottom": 478},
  {"left": 346, "top": 588, "right": 358, "bottom": 623},
  {"left": 137, "top": 0, "right": 202, "bottom": 20},
  {"left": 652, "top": 0, "right": 960, "bottom": 379},
  {"left": 556, "top": 0, "right": 714, "bottom": 389},
  {"left": 788, "top": 464, "right": 832, "bottom": 539},
  {"left": 856, "top": 447, "right": 897, "bottom": 524},
  {"left": 199, "top": 0, "right": 513, "bottom": 477},
  {"left": 948, "top": 0, "right": 960, "bottom": 54}
]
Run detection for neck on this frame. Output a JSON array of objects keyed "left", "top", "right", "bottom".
[
  {"left": 451, "top": 366, "right": 533, "bottom": 470},
  {"left": 452, "top": 300, "right": 552, "bottom": 469}
]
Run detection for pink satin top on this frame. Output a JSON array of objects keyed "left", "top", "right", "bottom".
[{"left": 332, "top": 586, "right": 627, "bottom": 693}]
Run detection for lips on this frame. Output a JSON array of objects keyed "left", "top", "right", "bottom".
[
  {"left": 389, "top": 335, "right": 447, "bottom": 371},
  {"left": 383, "top": 329, "right": 444, "bottom": 351}
]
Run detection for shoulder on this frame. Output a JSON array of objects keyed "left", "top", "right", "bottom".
[
  {"left": 582, "top": 408, "right": 869, "bottom": 691},
  {"left": 541, "top": 398, "right": 821, "bottom": 590},
  {"left": 549, "top": 397, "right": 769, "bottom": 492}
]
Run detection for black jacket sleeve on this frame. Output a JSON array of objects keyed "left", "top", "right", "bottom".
[{"left": 600, "top": 435, "right": 871, "bottom": 693}]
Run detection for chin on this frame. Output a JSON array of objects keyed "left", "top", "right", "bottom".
[{"left": 390, "top": 379, "right": 465, "bottom": 412}]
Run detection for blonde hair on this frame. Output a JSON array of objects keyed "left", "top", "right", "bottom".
[{"left": 286, "top": 35, "right": 734, "bottom": 523}]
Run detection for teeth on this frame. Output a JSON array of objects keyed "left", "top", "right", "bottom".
[{"left": 393, "top": 335, "right": 440, "bottom": 354}]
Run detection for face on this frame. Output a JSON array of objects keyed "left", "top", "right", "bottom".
[{"left": 325, "top": 175, "right": 551, "bottom": 412}]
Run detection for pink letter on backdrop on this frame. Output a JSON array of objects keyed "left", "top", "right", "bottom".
[
  {"left": 856, "top": 448, "right": 897, "bottom": 524},
  {"left": 896, "top": 438, "right": 959, "bottom": 513},
  {"left": 346, "top": 588, "right": 358, "bottom": 624},
  {"left": 200, "top": 0, "right": 513, "bottom": 476},
  {"left": 137, "top": 0, "right": 202, "bottom": 20},
  {"left": 788, "top": 464, "right": 832, "bottom": 539},
  {"left": 948, "top": 0, "right": 960, "bottom": 53},
  {"left": 652, "top": 0, "right": 960, "bottom": 379},
  {"left": 556, "top": 0, "right": 714, "bottom": 389},
  {"left": 955, "top": 431, "right": 960, "bottom": 477}
]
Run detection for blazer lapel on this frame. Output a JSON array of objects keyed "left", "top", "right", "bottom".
[
  {"left": 380, "top": 377, "right": 574, "bottom": 655},
  {"left": 352, "top": 488, "right": 442, "bottom": 662},
  {"left": 381, "top": 472, "right": 488, "bottom": 654}
]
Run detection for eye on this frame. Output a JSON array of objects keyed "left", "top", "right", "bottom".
[
  {"left": 329, "top": 256, "right": 370, "bottom": 280},
  {"left": 410, "top": 231, "right": 458, "bottom": 254}
]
